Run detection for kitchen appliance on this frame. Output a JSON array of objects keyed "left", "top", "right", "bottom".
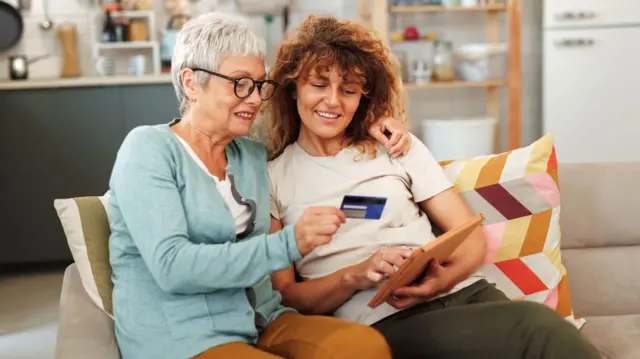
[
  {"left": 0, "top": 0, "right": 23, "bottom": 52},
  {"left": 543, "top": 0, "right": 640, "bottom": 163},
  {"left": 9, "top": 54, "right": 49, "bottom": 80}
]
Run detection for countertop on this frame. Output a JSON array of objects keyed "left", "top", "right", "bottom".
[{"left": 0, "top": 74, "right": 173, "bottom": 91}]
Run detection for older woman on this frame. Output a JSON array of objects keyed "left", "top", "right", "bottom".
[
  {"left": 107, "top": 12, "right": 404, "bottom": 359},
  {"left": 266, "top": 16, "right": 602, "bottom": 359}
]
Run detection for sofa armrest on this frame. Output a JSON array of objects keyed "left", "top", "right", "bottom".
[{"left": 54, "top": 264, "right": 121, "bottom": 359}]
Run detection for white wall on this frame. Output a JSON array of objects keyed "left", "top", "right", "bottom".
[{"left": 0, "top": 0, "right": 543, "bottom": 147}]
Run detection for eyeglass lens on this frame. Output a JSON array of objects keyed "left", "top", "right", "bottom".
[{"left": 236, "top": 78, "right": 276, "bottom": 100}]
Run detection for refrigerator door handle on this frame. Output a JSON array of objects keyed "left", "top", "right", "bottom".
[
  {"left": 555, "top": 11, "right": 597, "bottom": 21},
  {"left": 554, "top": 38, "right": 596, "bottom": 47}
]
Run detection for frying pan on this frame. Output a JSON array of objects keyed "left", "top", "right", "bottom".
[{"left": 0, "top": 1, "right": 24, "bottom": 52}]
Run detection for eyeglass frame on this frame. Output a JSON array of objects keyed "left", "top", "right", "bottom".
[{"left": 189, "top": 67, "right": 279, "bottom": 100}]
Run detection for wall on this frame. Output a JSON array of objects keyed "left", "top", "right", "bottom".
[{"left": 0, "top": 0, "right": 543, "bottom": 147}]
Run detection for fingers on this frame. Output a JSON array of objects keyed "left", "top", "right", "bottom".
[
  {"left": 378, "top": 247, "right": 413, "bottom": 266},
  {"left": 387, "top": 295, "right": 421, "bottom": 310},
  {"left": 393, "top": 268, "right": 440, "bottom": 298},
  {"left": 389, "top": 134, "right": 411, "bottom": 157},
  {"left": 363, "top": 260, "right": 395, "bottom": 284},
  {"left": 375, "top": 258, "right": 397, "bottom": 277},
  {"left": 312, "top": 223, "right": 341, "bottom": 236},
  {"left": 387, "top": 130, "right": 403, "bottom": 151},
  {"left": 381, "top": 251, "right": 411, "bottom": 268},
  {"left": 306, "top": 206, "right": 346, "bottom": 222},
  {"left": 369, "top": 126, "right": 389, "bottom": 147}
]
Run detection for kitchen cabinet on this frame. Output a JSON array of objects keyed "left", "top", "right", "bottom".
[
  {"left": 0, "top": 84, "right": 179, "bottom": 265},
  {"left": 544, "top": 0, "right": 640, "bottom": 28},
  {"left": 542, "top": 26, "right": 640, "bottom": 163}
]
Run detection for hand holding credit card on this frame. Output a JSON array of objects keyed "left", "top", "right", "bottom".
[{"left": 340, "top": 195, "right": 387, "bottom": 220}]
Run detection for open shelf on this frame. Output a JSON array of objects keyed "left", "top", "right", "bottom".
[
  {"left": 364, "top": 0, "right": 521, "bottom": 151},
  {"left": 389, "top": 4, "right": 507, "bottom": 13},
  {"left": 109, "top": 10, "right": 154, "bottom": 18},
  {"left": 404, "top": 79, "right": 508, "bottom": 89},
  {"left": 95, "top": 41, "right": 157, "bottom": 50}
]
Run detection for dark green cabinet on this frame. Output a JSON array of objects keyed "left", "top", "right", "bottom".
[{"left": 0, "top": 84, "right": 179, "bottom": 264}]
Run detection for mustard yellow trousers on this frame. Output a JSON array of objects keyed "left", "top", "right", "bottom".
[{"left": 194, "top": 312, "right": 391, "bottom": 359}]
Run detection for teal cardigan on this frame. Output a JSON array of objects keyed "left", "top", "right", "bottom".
[{"left": 107, "top": 119, "right": 301, "bottom": 359}]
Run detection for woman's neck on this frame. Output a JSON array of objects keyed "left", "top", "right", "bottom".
[
  {"left": 296, "top": 126, "right": 347, "bottom": 157},
  {"left": 175, "top": 112, "right": 231, "bottom": 162}
]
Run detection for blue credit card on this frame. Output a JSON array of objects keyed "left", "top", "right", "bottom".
[{"left": 340, "top": 195, "right": 387, "bottom": 220}]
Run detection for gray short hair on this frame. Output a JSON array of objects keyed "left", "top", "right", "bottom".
[{"left": 171, "top": 12, "right": 267, "bottom": 115}]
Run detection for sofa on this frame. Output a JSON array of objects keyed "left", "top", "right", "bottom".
[{"left": 53, "top": 163, "right": 640, "bottom": 359}]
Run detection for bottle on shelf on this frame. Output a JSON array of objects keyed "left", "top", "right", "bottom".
[
  {"left": 102, "top": 10, "right": 117, "bottom": 42},
  {"left": 432, "top": 40, "right": 456, "bottom": 81}
]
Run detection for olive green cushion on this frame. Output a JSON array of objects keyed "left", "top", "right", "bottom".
[{"left": 54, "top": 194, "right": 113, "bottom": 316}]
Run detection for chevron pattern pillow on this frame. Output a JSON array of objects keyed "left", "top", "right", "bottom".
[{"left": 439, "top": 134, "right": 584, "bottom": 328}]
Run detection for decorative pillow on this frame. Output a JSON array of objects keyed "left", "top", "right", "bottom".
[
  {"left": 439, "top": 134, "right": 585, "bottom": 329},
  {"left": 54, "top": 193, "right": 113, "bottom": 317}
]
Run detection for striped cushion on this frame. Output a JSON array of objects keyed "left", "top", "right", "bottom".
[
  {"left": 54, "top": 194, "right": 113, "bottom": 317},
  {"left": 440, "top": 134, "right": 584, "bottom": 328}
]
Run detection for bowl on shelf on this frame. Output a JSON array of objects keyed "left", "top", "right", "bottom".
[{"left": 455, "top": 43, "right": 507, "bottom": 82}]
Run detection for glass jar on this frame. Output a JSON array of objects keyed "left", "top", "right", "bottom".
[{"left": 432, "top": 40, "right": 456, "bottom": 82}]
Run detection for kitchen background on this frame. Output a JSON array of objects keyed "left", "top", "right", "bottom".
[{"left": 0, "top": 0, "right": 543, "bottom": 148}]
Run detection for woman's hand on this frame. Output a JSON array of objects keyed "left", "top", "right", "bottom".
[
  {"left": 386, "top": 260, "right": 454, "bottom": 309},
  {"left": 368, "top": 116, "right": 412, "bottom": 158},
  {"left": 294, "top": 206, "right": 346, "bottom": 256},
  {"left": 343, "top": 247, "right": 413, "bottom": 290}
]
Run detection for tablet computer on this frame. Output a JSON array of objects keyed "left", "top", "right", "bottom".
[{"left": 367, "top": 213, "right": 485, "bottom": 308}]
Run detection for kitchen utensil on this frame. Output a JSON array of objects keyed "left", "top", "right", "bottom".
[
  {"left": 9, "top": 54, "right": 50, "bottom": 80},
  {"left": 58, "top": 24, "right": 81, "bottom": 78},
  {"left": 18, "top": 0, "right": 30, "bottom": 10},
  {"left": 39, "top": 0, "right": 53, "bottom": 30},
  {"left": 0, "top": 0, "right": 24, "bottom": 52}
]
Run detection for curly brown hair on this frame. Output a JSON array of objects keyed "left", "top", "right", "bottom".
[{"left": 262, "top": 15, "right": 406, "bottom": 160}]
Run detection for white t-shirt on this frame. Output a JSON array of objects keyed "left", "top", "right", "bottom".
[
  {"left": 268, "top": 134, "right": 486, "bottom": 325},
  {"left": 175, "top": 134, "right": 251, "bottom": 235}
]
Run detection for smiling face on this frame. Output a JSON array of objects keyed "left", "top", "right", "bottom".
[
  {"left": 295, "top": 66, "right": 364, "bottom": 142},
  {"left": 190, "top": 55, "right": 265, "bottom": 137}
]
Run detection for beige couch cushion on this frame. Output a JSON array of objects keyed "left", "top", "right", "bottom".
[
  {"left": 559, "top": 163, "right": 640, "bottom": 249},
  {"left": 580, "top": 315, "right": 640, "bottom": 359},
  {"left": 557, "top": 163, "right": 640, "bottom": 318}
]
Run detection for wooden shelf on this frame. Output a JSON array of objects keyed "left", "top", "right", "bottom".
[
  {"left": 95, "top": 41, "right": 157, "bottom": 50},
  {"left": 404, "top": 79, "right": 507, "bottom": 89},
  {"left": 389, "top": 4, "right": 507, "bottom": 13},
  {"left": 364, "top": 0, "right": 521, "bottom": 151}
]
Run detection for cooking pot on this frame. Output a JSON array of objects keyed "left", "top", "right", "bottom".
[
  {"left": 0, "top": 0, "right": 24, "bottom": 52},
  {"left": 9, "top": 54, "right": 50, "bottom": 80}
]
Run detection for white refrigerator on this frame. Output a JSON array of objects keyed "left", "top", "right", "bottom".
[{"left": 542, "top": 0, "right": 640, "bottom": 163}]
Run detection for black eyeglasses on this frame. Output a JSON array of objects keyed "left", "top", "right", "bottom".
[{"left": 190, "top": 68, "right": 278, "bottom": 100}]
